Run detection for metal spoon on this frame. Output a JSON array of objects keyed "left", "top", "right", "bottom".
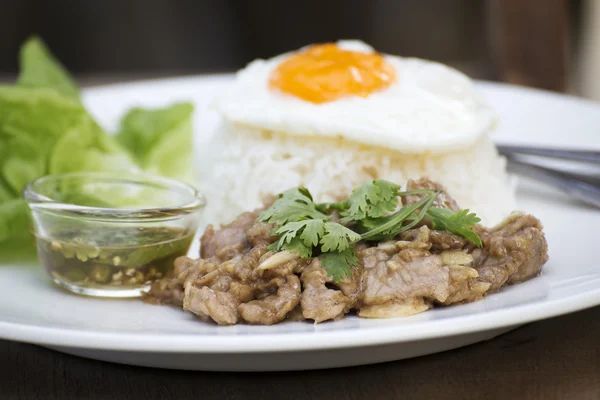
[
  {"left": 497, "top": 144, "right": 600, "bottom": 164},
  {"left": 502, "top": 153, "right": 600, "bottom": 209}
]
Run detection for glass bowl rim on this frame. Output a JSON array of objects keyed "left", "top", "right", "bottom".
[{"left": 22, "top": 172, "right": 205, "bottom": 221}]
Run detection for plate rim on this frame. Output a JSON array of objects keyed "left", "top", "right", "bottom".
[
  {"left": 1, "top": 283, "right": 599, "bottom": 353},
  {"left": 3, "top": 75, "right": 600, "bottom": 354}
]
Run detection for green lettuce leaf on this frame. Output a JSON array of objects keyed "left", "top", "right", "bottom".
[
  {"left": 0, "top": 86, "right": 139, "bottom": 256},
  {"left": 0, "top": 86, "right": 90, "bottom": 193},
  {"left": 0, "top": 199, "right": 37, "bottom": 263},
  {"left": 49, "top": 119, "right": 137, "bottom": 176},
  {"left": 17, "top": 36, "right": 80, "bottom": 100},
  {"left": 116, "top": 102, "right": 195, "bottom": 181},
  {"left": 0, "top": 37, "right": 196, "bottom": 260}
]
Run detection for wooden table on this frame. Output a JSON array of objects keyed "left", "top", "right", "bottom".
[{"left": 2, "top": 306, "right": 599, "bottom": 400}]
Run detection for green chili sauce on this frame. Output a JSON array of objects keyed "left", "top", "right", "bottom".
[{"left": 36, "top": 226, "right": 194, "bottom": 289}]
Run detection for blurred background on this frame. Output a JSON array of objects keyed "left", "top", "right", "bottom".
[{"left": 1, "top": 0, "right": 599, "bottom": 99}]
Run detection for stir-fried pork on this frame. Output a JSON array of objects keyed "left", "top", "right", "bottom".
[
  {"left": 200, "top": 211, "right": 258, "bottom": 261},
  {"left": 238, "top": 275, "right": 301, "bottom": 325},
  {"left": 403, "top": 178, "right": 460, "bottom": 211},
  {"left": 300, "top": 259, "right": 353, "bottom": 323},
  {"left": 147, "top": 179, "right": 548, "bottom": 325},
  {"left": 472, "top": 213, "right": 549, "bottom": 292}
]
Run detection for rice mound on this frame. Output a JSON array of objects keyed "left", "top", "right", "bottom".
[{"left": 196, "top": 122, "right": 515, "bottom": 227}]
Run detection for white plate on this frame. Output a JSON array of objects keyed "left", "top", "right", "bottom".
[{"left": 1, "top": 76, "right": 600, "bottom": 371}]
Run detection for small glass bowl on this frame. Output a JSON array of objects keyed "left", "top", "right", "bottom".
[{"left": 23, "top": 172, "right": 205, "bottom": 298}]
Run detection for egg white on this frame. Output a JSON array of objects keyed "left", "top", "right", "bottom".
[{"left": 211, "top": 40, "right": 497, "bottom": 154}]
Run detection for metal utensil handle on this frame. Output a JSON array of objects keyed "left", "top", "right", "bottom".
[
  {"left": 498, "top": 144, "right": 600, "bottom": 164},
  {"left": 506, "top": 157, "right": 600, "bottom": 209}
]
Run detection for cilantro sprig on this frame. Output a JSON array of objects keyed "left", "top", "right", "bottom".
[
  {"left": 259, "top": 188, "right": 327, "bottom": 225},
  {"left": 340, "top": 179, "right": 401, "bottom": 222},
  {"left": 426, "top": 207, "right": 482, "bottom": 247},
  {"left": 259, "top": 187, "right": 362, "bottom": 280},
  {"left": 259, "top": 180, "right": 483, "bottom": 282},
  {"left": 359, "top": 192, "right": 437, "bottom": 240},
  {"left": 319, "top": 249, "right": 359, "bottom": 282},
  {"left": 267, "top": 219, "right": 361, "bottom": 259}
]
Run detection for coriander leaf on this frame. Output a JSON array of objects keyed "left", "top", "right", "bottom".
[
  {"left": 269, "top": 219, "right": 325, "bottom": 257},
  {"left": 273, "top": 219, "right": 325, "bottom": 248},
  {"left": 297, "top": 187, "right": 314, "bottom": 201},
  {"left": 358, "top": 214, "right": 398, "bottom": 231},
  {"left": 273, "top": 221, "right": 306, "bottom": 246},
  {"left": 341, "top": 179, "right": 400, "bottom": 222},
  {"left": 427, "top": 208, "right": 482, "bottom": 247},
  {"left": 280, "top": 237, "right": 313, "bottom": 258},
  {"left": 315, "top": 200, "right": 347, "bottom": 213},
  {"left": 388, "top": 190, "right": 439, "bottom": 234},
  {"left": 278, "top": 187, "right": 313, "bottom": 204},
  {"left": 268, "top": 234, "right": 313, "bottom": 258},
  {"left": 360, "top": 193, "right": 436, "bottom": 241},
  {"left": 299, "top": 219, "right": 325, "bottom": 248},
  {"left": 319, "top": 248, "right": 359, "bottom": 282},
  {"left": 373, "top": 179, "right": 401, "bottom": 208},
  {"left": 259, "top": 187, "right": 327, "bottom": 225},
  {"left": 321, "top": 222, "right": 361, "bottom": 252},
  {"left": 267, "top": 240, "right": 280, "bottom": 253}
]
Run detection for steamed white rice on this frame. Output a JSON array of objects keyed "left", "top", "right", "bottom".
[{"left": 196, "top": 122, "right": 515, "bottom": 228}]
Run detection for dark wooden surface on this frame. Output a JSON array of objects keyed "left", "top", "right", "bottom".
[
  {"left": 487, "top": 0, "right": 569, "bottom": 91},
  {"left": 2, "top": 306, "right": 599, "bottom": 400}
]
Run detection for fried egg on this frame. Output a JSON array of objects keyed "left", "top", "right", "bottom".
[{"left": 212, "top": 40, "right": 497, "bottom": 153}]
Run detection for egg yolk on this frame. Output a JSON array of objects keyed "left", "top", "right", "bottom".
[{"left": 269, "top": 43, "right": 397, "bottom": 104}]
